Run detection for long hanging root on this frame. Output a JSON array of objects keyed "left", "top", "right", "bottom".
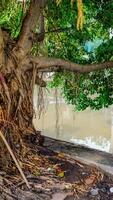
[
  {"left": 0, "top": 73, "right": 11, "bottom": 119},
  {"left": 56, "top": 0, "right": 84, "bottom": 30},
  {"left": 77, "top": 0, "right": 84, "bottom": 30}
]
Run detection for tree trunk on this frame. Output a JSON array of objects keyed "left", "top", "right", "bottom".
[
  {"left": 0, "top": 0, "right": 45, "bottom": 172},
  {"left": 0, "top": 57, "right": 42, "bottom": 171}
]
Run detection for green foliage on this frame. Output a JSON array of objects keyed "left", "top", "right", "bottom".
[
  {"left": 49, "top": 69, "right": 113, "bottom": 110},
  {"left": 47, "top": 0, "right": 113, "bottom": 110},
  {"left": 0, "top": 0, "right": 27, "bottom": 38}
]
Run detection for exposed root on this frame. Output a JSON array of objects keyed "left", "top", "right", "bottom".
[{"left": 0, "top": 64, "right": 44, "bottom": 173}]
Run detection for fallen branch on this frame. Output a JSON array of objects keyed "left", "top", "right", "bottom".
[{"left": 0, "top": 130, "right": 30, "bottom": 189}]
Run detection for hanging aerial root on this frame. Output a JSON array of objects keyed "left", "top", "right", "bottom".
[
  {"left": 77, "top": 0, "right": 84, "bottom": 30},
  {"left": 0, "top": 72, "right": 11, "bottom": 119},
  {"left": 37, "top": 73, "right": 46, "bottom": 118},
  {"left": 0, "top": 66, "right": 44, "bottom": 176},
  {"left": 55, "top": 0, "right": 84, "bottom": 30}
]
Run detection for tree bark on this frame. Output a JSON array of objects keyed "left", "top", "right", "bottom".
[
  {"left": 29, "top": 56, "right": 113, "bottom": 73},
  {"left": 0, "top": 28, "right": 5, "bottom": 67},
  {"left": 14, "top": 0, "right": 46, "bottom": 60},
  {"left": 13, "top": 0, "right": 40, "bottom": 60}
]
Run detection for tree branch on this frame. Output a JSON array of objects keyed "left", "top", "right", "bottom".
[
  {"left": 34, "top": 27, "right": 72, "bottom": 42},
  {"left": 30, "top": 57, "right": 113, "bottom": 73},
  {"left": 15, "top": 0, "right": 46, "bottom": 59}
]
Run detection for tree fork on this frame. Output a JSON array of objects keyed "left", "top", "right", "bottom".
[{"left": 13, "top": 0, "right": 47, "bottom": 60}]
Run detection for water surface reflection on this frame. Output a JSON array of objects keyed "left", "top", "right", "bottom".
[{"left": 33, "top": 88, "right": 113, "bottom": 153}]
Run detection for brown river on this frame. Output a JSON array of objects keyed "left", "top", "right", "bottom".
[{"left": 33, "top": 86, "right": 113, "bottom": 153}]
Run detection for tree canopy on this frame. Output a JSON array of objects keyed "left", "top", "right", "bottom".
[
  {"left": 47, "top": 0, "right": 113, "bottom": 110},
  {"left": 0, "top": 0, "right": 113, "bottom": 112}
]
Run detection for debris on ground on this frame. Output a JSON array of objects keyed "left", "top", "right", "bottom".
[{"left": 0, "top": 141, "right": 113, "bottom": 200}]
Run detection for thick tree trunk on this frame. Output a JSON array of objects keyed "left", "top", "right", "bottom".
[
  {"left": 0, "top": 0, "right": 43, "bottom": 170},
  {"left": 0, "top": 57, "right": 42, "bottom": 171}
]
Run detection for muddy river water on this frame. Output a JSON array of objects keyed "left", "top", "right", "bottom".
[{"left": 33, "top": 87, "right": 113, "bottom": 153}]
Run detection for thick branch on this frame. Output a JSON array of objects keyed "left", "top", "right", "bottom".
[
  {"left": 30, "top": 57, "right": 113, "bottom": 73},
  {"left": 15, "top": 0, "right": 46, "bottom": 59}
]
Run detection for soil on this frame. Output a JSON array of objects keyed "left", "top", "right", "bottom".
[{"left": 0, "top": 137, "right": 113, "bottom": 200}]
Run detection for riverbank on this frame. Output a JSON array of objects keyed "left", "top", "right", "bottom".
[{"left": 44, "top": 136, "right": 113, "bottom": 175}]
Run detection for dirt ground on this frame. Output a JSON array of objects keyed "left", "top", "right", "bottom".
[{"left": 1, "top": 138, "right": 113, "bottom": 200}]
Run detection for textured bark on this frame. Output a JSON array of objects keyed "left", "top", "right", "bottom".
[
  {"left": 37, "top": 11, "right": 45, "bottom": 42},
  {"left": 14, "top": 1, "right": 41, "bottom": 60},
  {"left": 27, "top": 56, "right": 113, "bottom": 73},
  {"left": 0, "top": 1, "right": 44, "bottom": 170},
  {"left": 0, "top": 28, "right": 5, "bottom": 66}
]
